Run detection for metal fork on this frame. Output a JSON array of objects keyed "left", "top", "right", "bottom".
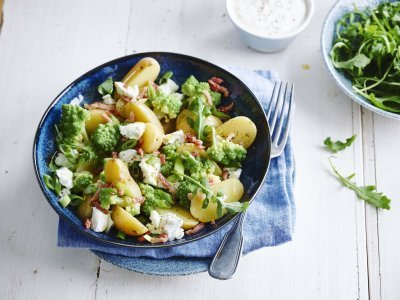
[{"left": 208, "top": 82, "right": 294, "bottom": 280}]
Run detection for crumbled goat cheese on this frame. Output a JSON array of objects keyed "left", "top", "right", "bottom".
[
  {"left": 55, "top": 153, "right": 74, "bottom": 168},
  {"left": 146, "top": 210, "right": 184, "bottom": 241},
  {"left": 157, "top": 79, "right": 179, "bottom": 96},
  {"left": 139, "top": 156, "right": 162, "bottom": 187},
  {"left": 102, "top": 94, "right": 115, "bottom": 105},
  {"left": 118, "top": 149, "right": 141, "bottom": 166},
  {"left": 115, "top": 81, "right": 139, "bottom": 99},
  {"left": 119, "top": 122, "right": 146, "bottom": 140},
  {"left": 56, "top": 167, "right": 73, "bottom": 189},
  {"left": 162, "top": 130, "right": 185, "bottom": 145},
  {"left": 91, "top": 207, "right": 110, "bottom": 232}
]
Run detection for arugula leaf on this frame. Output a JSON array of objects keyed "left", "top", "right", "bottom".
[
  {"left": 97, "top": 77, "right": 113, "bottom": 96},
  {"left": 329, "top": 158, "right": 391, "bottom": 209},
  {"left": 324, "top": 135, "right": 356, "bottom": 153},
  {"left": 333, "top": 53, "right": 371, "bottom": 70}
]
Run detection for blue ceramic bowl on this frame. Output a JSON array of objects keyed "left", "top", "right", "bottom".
[
  {"left": 33, "top": 52, "right": 271, "bottom": 249},
  {"left": 321, "top": 0, "right": 400, "bottom": 120}
]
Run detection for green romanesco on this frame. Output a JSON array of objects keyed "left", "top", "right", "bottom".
[
  {"left": 176, "top": 180, "right": 199, "bottom": 209},
  {"left": 206, "top": 127, "right": 247, "bottom": 167},
  {"left": 99, "top": 187, "right": 124, "bottom": 210},
  {"left": 91, "top": 122, "right": 121, "bottom": 153},
  {"left": 72, "top": 171, "right": 93, "bottom": 192},
  {"left": 160, "top": 161, "right": 175, "bottom": 177},
  {"left": 59, "top": 104, "right": 90, "bottom": 145},
  {"left": 180, "top": 151, "right": 203, "bottom": 175},
  {"left": 152, "top": 93, "right": 183, "bottom": 120},
  {"left": 161, "top": 143, "right": 179, "bottom": 160},
  {"left": 181, "top": 75, "right": 221, "bottom": 107},
  {"left": 139, "top": 183, "right": 174, "bottom": 216}
]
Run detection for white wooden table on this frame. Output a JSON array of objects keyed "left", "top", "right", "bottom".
[{"left": 0, "top": 0, "right": 399, "bottom": 299}]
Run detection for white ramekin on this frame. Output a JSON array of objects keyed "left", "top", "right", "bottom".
[{"left": 226, "top": 0, "right": 315, "bottom": 53}]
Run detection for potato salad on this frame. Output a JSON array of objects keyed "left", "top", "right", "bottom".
[{"left": 43, "top": 57, "right": 257, "bottom": 243}]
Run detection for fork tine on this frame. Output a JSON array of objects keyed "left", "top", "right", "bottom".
[
  {"left": 266, "top": 82, "right": 281, "bottom": 121},
  {"left": 272, "top": 83, "right": 291, "bottom": 146},
  {"left": 269, "top": 82, "right": 286, "bottom": 135},
  {"left": 278, "top": 84, "right": 294, "bottom": 149}
]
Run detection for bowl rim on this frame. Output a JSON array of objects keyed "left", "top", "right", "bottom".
[
  {"left": 226, "top": 0, "right": 315, "bottom": 40},
  {"left": 33, "top": 51, "right": 272, "bottom": 249},
  {"left": 321, "top": 0, "right": 400, "bottom": 120}
]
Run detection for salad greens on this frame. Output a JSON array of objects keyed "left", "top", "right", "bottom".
[
  {"left": 329, "top": 158, "right": 391, "bottom": 209},
  {"left": 324, "top": 135, "right": 356, "bottom": 153},
  {"left": 331, "top": 2, "right": 400, "bottom": 112}
]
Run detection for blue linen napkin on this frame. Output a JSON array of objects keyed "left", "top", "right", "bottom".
[{"left": 58, "top": 67, "right": 296, "bottom": 258}]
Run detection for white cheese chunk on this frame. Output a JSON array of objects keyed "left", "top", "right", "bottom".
[
  {"left": 115, "top": 81, "right": 139, "bottom": 99},
  {"left": 91, "top": 207, "right": 109, "bottom": 232},
  {"left": 54, "top": 153, "right": 74, "bottom": 168},
  {"left": 162, "top": 130, "right": 185, "bottom": 145},
  {"left": 119, "top": 122, "right": 146, "bottom": 140},
  {"left": 118, "top": 149, "right": 141, "bottom": 166},
  {"left": 102, "top": 94, "right": 115, "bottom": 105},
  {"left": 157, "top": 79, "right": 179, "bottom": 96},
  {"left": 56, "top": 167, "right": 73, "bottom": 189},
  {"left": 139, "top": 156, "right": 162, "bottom": 187},
  {"left": 146, "top": 211, "right": 184, "bottom": 241}
]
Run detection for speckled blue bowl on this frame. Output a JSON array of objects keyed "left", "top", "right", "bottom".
[
  {"left": 33, "top": 52, "right": 271, "bottom": 251},
  {"left": 321, "top": 0, "right": 400, "bottom": 120}
]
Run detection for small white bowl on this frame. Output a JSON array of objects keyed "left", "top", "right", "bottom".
[{"left": 226, "top": 0, "right": 315, "bottom": 53}]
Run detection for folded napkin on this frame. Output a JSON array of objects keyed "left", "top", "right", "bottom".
[{"left": 58, "top": 67, "right": 296, "bottom": 258}]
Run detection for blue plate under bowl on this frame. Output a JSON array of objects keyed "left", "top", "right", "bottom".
[
  {"left": 321, "top": 0, "right": 400, "bottom": 120},
  {"left": 33, "top": 52, "right": 271, "bottom": 252}
]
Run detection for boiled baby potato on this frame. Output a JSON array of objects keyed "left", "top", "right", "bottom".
[
  {"left": 162, "top": 119, "right": 176, "bottom": 134},
  {"left": 210, "top": 179, "right": 244, "bottom": 203},
  {"left": 176, "top": 109, "right": 196, "bottom": 135},
  {"left": 85, "top": 109, "right": 108, "bottom": 134},
  {"left": 177, "top": 143, "right": 207, "bottom": 157},
  {"left": 104, "top": 158, "right": 142, "bottom": 198},
  {"left": 156, "top": 206, "right": 199, "bottom": 230},
  {"left": 124, "top": 102, "right": 164, "bottom": 134},
  {"left": 122, "top": 57, "right": 160, "bottom": 88},
  {"left": 142, "top": 123, "right": 163, "bottom": 153},
  {"left": 77, "top": 196, "right": 93, "bottom": 220},
  {"left": 111, "top": 206, "right": 148, "bottom": 236},
  {"left": 115, "top": 98, "right": 128, "bottom": 118},
  {"left": 190, "top": 179, "right": 244, "bottom": 222},
  {"left": 216, "top": 116, "right": 257, "bottom": 149}
]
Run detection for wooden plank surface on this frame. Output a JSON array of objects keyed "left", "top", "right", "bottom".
[{"left": 1, "top": 0, "right": 399, "bottom": 299}]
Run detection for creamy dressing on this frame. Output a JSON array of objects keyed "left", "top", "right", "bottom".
[{"left": 232, "top": 0, "right": 307, "bottom": 37}]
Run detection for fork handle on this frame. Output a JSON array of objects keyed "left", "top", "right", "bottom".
[{"left": 208, "top": 212, "right": 246, "bottom": 280}]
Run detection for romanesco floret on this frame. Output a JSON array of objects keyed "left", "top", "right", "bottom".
[
  {"left": 160, "top": 161, "right": 174, "bottom": 177},
  {"left": 99, "top": 187, "right": 123, "bottom": 209},
  {"left": 72, "top": 171, "right": 93, "bottom": 192},
  {"left": 161, "top": 143, "right": 179, "bottom": 160},
  {"left": 59, "top": 104, "right": 90, "bottom": 145},
  {"left": 91, "top": 122, "right": 121, "bottom": 153},
  {"left": 180, "top": 151, "right": 203, "bottom": 175},
  {"left": 181, "top": 75, "right": 221, "bottom": 107},
  {"left": 139, "top": 183, "right": 174, "bottom": 216},
  {"left": 206, "top": 127, "right": 247, "bottom": 167},
  {"left": 176, "top": 180, "right": 199, "bottom": 209},
  {"left": 152, "top": 93, "right": 183, "bottom": 120}
]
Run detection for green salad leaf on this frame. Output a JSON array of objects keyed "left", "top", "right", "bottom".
[
  {"left": 330, "top": 2, "right": 400, "bottom": 113},
  {"left": 98, "top": 77, "right": 113, "bottom": 96},
  {"left": 329, "top": 158, "right": 391, "bottom": 209},
  {"left": 324, "top": 135, "right": 356, "bottom": 153}
]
